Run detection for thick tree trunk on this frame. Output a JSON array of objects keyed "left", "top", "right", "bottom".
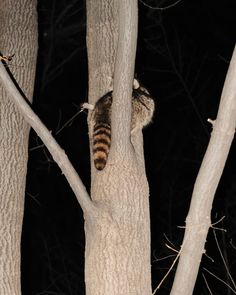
[
  {"left": 0, "top": 1, "right": 38, "bottom": 294},
  {"left": 85, "top": 1, "right": 152, "bottom": 294}
]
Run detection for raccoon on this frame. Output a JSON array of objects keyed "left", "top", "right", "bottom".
[{"left": 90, "top": 79, "right": 155, "bottom": 170}]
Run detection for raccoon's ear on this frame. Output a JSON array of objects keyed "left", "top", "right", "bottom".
[{"left": 133, "top": 78, "right": 140, "bottom": 90}]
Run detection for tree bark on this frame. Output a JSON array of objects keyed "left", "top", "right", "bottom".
[
  {"left": 85, "top": 1, "right": 152, "bottom": 294},
  {"left": 0, "top": 1, "right": 152, "bottom": 294},
  {"left": 0, "top": 0, "right": 38, "bottom": 294},
  {"left": 170, "top": 45, "right": 236, "bottom": 295}
]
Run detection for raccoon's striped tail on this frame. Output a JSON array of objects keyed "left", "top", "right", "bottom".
[{"left": 93, "top": 123, "right": 111, "bottom": 170}]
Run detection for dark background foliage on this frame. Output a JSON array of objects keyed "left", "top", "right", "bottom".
[{"left": 21, "top": 0, "right": 236, "bottom": 294}]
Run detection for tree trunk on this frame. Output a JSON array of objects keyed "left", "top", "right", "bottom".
[
  {"left": 0, "top": 0, "right": 38, "bottom": 294},
  {"left": 85, "top": 1, "right": 152, "bottom": 294}
]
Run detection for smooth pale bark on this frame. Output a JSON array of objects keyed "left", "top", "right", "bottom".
[
  {"left": 86, "top": 0, "right": 152, "bottom": 294},
  {"left": 0, "top": 0, "right": 38, "bottom": 294},
  {"left": 170, "top": 45, "right": 236, "bottom": 295},
  {"left": 86, "top": 0, "right": 118, "bottom": 105}
]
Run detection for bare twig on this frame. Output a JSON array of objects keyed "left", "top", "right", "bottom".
[
  {"left": 139, "top": 0, "right": 183, "bottom": 11},
  {"left": 202, "top": 273, "right": 213, "bottom": 295},
  {"left": 153, "top": 249, "right": 180, "bottom": 294},
  {"left": 213, "top": 230, "right": 236, "bottom": 290},
  {"left": 203, "top": 268, "right": 236, "bottom": 294}
]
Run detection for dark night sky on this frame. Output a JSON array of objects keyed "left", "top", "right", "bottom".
[{"left": 22, "top": 1, "right": 236, "bottom": 294}]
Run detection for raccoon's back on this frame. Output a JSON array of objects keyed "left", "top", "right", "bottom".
[{"left": 93, "top": 122, "right": 111, "bottom": 170}]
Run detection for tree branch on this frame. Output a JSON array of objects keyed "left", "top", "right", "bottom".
[
  {"left": 112, "top": 0, "right": 138, "bottom": 147},
  {"left": 170, "top": 44, "right": 236, "bottom": 295},
  {"left": 0, "top": 61, "right": 96, "bottom": 216}
]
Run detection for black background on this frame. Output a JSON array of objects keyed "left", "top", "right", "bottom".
[{"left": 21, "top": 0, "right": 236, "bottom": 294}]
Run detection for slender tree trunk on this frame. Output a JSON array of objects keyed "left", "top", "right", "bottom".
[
  {"left": 170, "top": 45, "right": 236, "bottom": 295},
  {"left": 85, "top": 1, "right": 152, "bottom": 294},
  {"left": 0, "top": 1, "right": 38, "bottom": 294}
]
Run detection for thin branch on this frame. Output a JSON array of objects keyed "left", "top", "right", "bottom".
[
  {"left": 0, "top": 61, "right": 96, "bottom": 216},
  {"left": 213, "top": 230, "right": 236, "bottom": 290},
  {"left": 55, "top": 108, "right": 84, "bottom": 135},
  {"left": 202, "top": 273, "right": 213, "bottom": 295},
  {"left": 139, "top": 0, "right": 183, "bottom": 10},
  {"left": 160, "top": 23, "right": 209, "bottom": 136},
  {"left": 154, "top": 254, "right": 176, "bottom": 262},
  {"left": 203, "top": 268, "right": 236, "bottom": 294},
  {"left": 153, "top": 250, "right": 180, "bottom": 294}
]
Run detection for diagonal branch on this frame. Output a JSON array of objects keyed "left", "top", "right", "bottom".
[
  {"left": 170, "top": 44, "right": 236, "bottom": 295},
  {"left": 0, "top": 61, "right": 96, "bottom": 216}
]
